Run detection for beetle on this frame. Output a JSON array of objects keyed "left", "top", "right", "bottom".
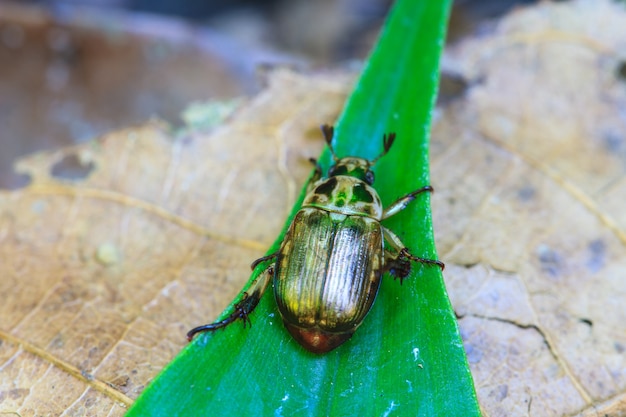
[{"left": 187, "top": 125, "right": 444, "bottom": 354}]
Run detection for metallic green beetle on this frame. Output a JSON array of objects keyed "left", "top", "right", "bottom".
[{"left": 187, "top": 125, "right": 444, "bottom": 353}]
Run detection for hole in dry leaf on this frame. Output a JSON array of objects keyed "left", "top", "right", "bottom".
[
  {"left": 587, "top": 239, "right": 606, "bottom": 272},
  {"left": 0, "top": 170, "right": 31, "bottom": 190},
  {"left": 536, "top": 245, "right": 562, "bottom": 277},
  {"left": 50, "top": 153, "right": 95, "bottom": 180},
  {"left": 517, "top": 186, "right": 536, "bottom": 201},
  {"left": 602, "top": 132, "right": 624, "bottom": 155},
  {"left": 616, "top": 60, "right": 626, "bottom": 80},
  {"left": 490, "top": 385, "right": 508, "bottom": 401},
  {"left": 437, "top": 72, "right": 469, "bottom": 105}
]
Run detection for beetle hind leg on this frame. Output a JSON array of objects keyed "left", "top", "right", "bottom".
[
  {"left": 384, "top": 253, "right": 412, "bottom": 284},
  {"left": 187, "top": 264, "right": 274, "bottom": 341},
  {"left": 397, "top": 248, "right": 445, "bottom": 270},
  {"left": 250, "top": 252, "right": 278, "bottom": 270},
  {"left": 382, "top": 227, "right": 444, "bottom": 283}
]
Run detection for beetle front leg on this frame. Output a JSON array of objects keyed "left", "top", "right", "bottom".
[
  {"left": 306, "top": 158, "right": 323, "bottom": 193},
  {"left": 382, "top": 185, "right": 433, "bottom": 220},
  {"left": 187, "top": 264, "right": 274, "bottom": 341},
  {"left": 382, "top": 227, "right": 444, "bottom": 283}
]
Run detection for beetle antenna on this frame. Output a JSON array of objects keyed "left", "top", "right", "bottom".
[
  {"left": 370, "top": 132, "right": 396, "bottom": 165},
  {"left": 321, "top": 124, "right": 339, "bottom": 162}
]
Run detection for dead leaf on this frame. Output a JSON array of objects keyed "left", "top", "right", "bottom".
[
  {"left": 432, "top": 0, "right": 626, "bottom": 415},
  {"left": 0, "top": 70, "right": 350, "bottom": 416},
  {"left": 3, "top": 1, "right": 626, "bottom": 416}
]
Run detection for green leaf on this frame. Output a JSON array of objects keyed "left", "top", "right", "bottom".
[{"left": 125, "top": 0, "right": 480, "bottom": 416}]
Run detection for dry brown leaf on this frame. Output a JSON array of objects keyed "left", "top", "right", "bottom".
[
  {"left": 3, "top": 1, "right": 626, "bottom": 416},
  {"left": 433, "top": 0, "right": 626, "bottom": 416},
  {"left": 0, "top": 70, "right": 350, "bottom": 416}
]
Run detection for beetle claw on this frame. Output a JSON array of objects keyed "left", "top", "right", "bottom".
[
  {"left": 399, "top": 248, "right": 445, "bottom": 270},
  {"left": 240, "top": 311, "right": 250, "bottom": 328},
  {"left": 250, "top": 253, "right": 277, "bottom": 270}
]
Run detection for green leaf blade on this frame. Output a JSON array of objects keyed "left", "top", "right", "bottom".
[{"left": 125, "top": 0, "right": 480, "bottom": 415}]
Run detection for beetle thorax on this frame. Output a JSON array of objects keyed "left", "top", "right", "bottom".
[
  {"left": 327, "top": 157, "right": 374, "bottom": 184},
  {"left": 302, "top": 175, "right": 383, "bottom": 219}
]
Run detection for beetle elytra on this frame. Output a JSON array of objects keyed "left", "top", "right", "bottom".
[{"left": 188, "top": 125, "right": 444, "bottom": 353}]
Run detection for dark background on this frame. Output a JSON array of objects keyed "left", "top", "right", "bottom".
[{"left": 0, "top": 0, "right": 539, "bottom": 188}]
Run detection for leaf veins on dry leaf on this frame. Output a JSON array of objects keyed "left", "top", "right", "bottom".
[
  {"left": 434, "top": 0, "right": 626, "bottom": 416},
  {"left": 1, "top": 1, "right": 626, "bottom": 416},
  {"left": 0, "top": 70, "right": 350, "bottom": 416}
]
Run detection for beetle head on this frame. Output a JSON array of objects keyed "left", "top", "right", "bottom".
[
  {"left": 328, "top": 157, "right": 375, "bottom": 185},
  {"left": 321, "top": 124, "right": 396, "bottom": 186}
]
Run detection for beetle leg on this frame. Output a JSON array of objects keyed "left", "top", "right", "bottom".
[
  {"left": 186, "top": 264, "right": 274, "bottom": 341},
  {"left": 384, "top": 250, "right": 412, "bottom": 283},
  {"left": 250, "top": 253, "right": 278, "bottom": 270},
  {"left": 382, "top": 226, "right": 445, "bottom": 278},
  {"left": 306, "top": 158, "right": 323, "bottom": 193},
  {"left": 381, "top": 185, "right": 433, "bottom": 220}
]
